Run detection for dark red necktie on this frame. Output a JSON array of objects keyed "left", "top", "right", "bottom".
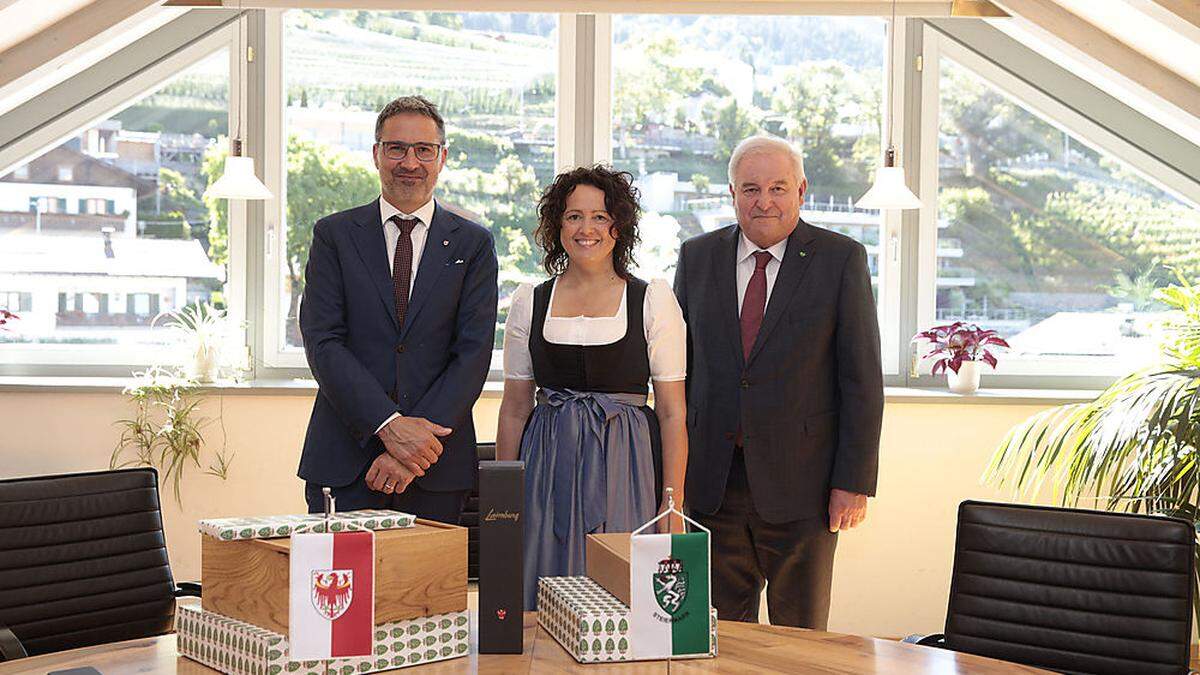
[
  {"left": 740, "top": 251, "right": 773, "bottom": 360},
  {"left": 391, "top": 215, "right": 417, "bottom": 328}
]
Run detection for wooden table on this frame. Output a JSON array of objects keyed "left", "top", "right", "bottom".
[{"left": 0, "top": 612, "right": 1049, "bottom": 674}]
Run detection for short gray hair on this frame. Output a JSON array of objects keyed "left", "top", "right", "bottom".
[
  {"left": 375, "top": 95, "right": 446, "bottom": 144},
  {"left": 727, "top": 135, "right": 806, "bottom": 185}
]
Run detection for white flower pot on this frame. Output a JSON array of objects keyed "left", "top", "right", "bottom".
[
  {"left": 947, "top": 360, "right": 983, "bottom": 395},
  {"left": 191, "top": 342, "right": 220, "bottom": 383}
]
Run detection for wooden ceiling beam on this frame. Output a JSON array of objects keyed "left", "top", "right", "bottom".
[
  {"left": 0, "top": 0, "right": 161, "bottom": 91},
  {"left": 162, "top": 0, "right": 1007, "bottom": 16},
  {"left": 992, "top": 0, "right": 1200, "bottom": 121},
  {"left": 1146, "top": 0, "right": 1200, "bottom": 31}
]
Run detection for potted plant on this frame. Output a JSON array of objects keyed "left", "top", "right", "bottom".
[
  {"left": 912, "top": 321, "right": 1010, "bottom": 394},
  {"left": 154, "top": 302, "right": 231, "bottom": 383},
  {"left": 111, "top": 365, "right": 233, "bottom": 503},
  {"left": 0, "top": 308, "right": 17, "bottom": 330},
  {"left": 987, "top": 272, "right": 1200, "bottom": 621}
]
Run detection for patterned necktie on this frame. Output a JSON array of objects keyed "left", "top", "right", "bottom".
[
  {"left": 391, "top": 215, "right": 417, "bottom": 328},
  {"left": 740, "top": 251, "right": 773, "bottom": 360}
]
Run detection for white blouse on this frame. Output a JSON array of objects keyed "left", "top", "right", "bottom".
[{"left": 503, "top": 278, "right": 687, "bottom": 382}]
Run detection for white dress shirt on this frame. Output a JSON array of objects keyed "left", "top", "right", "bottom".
[
  {"left": 502, "top": 278, "right": 687, "bottom": 382},
  {"left": 380, "top": 195, "right": 435, "bottom": 296},
  {"left": 736, "top": 232, "right": 788, "bottom": 314},
  {"left": 374, "top": 195, "right": 435, "bottom": 436}
]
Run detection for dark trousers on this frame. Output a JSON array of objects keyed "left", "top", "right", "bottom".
[
  {"left": 305, "top": 459, "right": 467, "bottom": 525},
  {"left": 693, "top": 449, "right": 838, "bottom": 630}
]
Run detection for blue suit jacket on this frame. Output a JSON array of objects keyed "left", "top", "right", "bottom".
[{"left": 297, "top": 199, "right": 498, "bottom": 492}]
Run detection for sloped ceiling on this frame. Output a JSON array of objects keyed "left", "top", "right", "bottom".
[{"left": 989, "top": 0, "right": 1200, "bottom": 148}]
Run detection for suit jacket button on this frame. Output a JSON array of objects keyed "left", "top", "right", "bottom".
[
  {"left": 740, "top": 378, "right": 749, "bottom": 388},
  {"left": 396, "top": 344, "right": 405, "bottom": 353}
]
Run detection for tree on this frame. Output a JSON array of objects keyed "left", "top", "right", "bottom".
[
  {"left": 283, "top": 137, "right": 379, "bottom": 328},
  {"left": 613, "top": 35, "right": 705, "bottom": 134},
  {"left": 202, "top": 136, "right": 379, "bottom": 338},
  {"left": 141, "top": 167, "right": 203, "bottom": 241},
  {"left": 702, "top": 99, "right": 760, "bottom": 176},
  {"left": 771, "top": 61, "right": 878, "bottom": 196}
]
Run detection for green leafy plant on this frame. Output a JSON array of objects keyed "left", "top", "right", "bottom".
[
  {"left": 111, "top": 366, "right": 233, "bottom": 503},
  {"left": 988, "top": 271, "right": 1200, "bottom": 620}
]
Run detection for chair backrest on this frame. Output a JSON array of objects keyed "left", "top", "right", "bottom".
[
  {"left": 0, "top": 467, "right": 177, "bottom": 656},
  {"left": 945, "top": 500, "right": 1194, "bottom": 675}
]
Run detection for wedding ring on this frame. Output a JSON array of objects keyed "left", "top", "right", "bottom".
[{"left": 384, "top": 481, "right": 394, "bottom": 489}]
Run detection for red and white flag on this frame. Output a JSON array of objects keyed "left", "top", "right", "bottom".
[{"left": 288, "top": 530, "right": 375, "bottom": 660}]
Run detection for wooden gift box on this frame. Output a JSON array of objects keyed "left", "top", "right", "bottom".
[
  {"left": 201, "top": 519, "right": 467, "bottom": 635},
  {"left": 586, "top": 532, "right": 632, "bottom": 606}
]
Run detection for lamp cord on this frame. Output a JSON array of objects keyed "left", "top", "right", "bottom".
[{"left": 887, "top": 0, "right": 897, "bottom": 152}]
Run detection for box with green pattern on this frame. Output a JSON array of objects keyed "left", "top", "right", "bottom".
[
  {"left": 536, "top": 576, "right": 717, "bottom": 663},
  {"left": 198, "top": 509, "right": 416, "bottom": 542},
  {"left": 176, "top": 603, "right": 468, "bottom": 674}
]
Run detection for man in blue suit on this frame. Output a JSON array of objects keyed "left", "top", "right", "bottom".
[{"left": 298, "top": 96, "right": 498, "bottom": 523}]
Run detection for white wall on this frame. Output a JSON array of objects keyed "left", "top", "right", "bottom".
[{"left": 0, "top": 386, "right": 1068, "bottom": 638}]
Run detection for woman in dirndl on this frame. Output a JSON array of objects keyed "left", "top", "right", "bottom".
[{"left": 496, "top": 165, "right": 688, "bottom": 610}]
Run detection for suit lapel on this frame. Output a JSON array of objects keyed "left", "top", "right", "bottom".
[
  {"left": 348, "top": 201, "right": 400, "bottom": 332},
  {"left": 715, "top": 225, "right": 743, "bottom": 367},
  {"left": 401, "top": 201, "right": 460, "bottom": 339},
  {"left": 746, "top": 220, "right": 817, "bottom": 367}
]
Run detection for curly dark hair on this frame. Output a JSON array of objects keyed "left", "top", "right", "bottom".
[{"left": 534, "top": 165, "right": 641, "bottom": 279}]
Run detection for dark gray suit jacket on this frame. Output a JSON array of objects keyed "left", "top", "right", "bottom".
[{"left": 673, "top": 220, "right": 883, "bottom": 523}]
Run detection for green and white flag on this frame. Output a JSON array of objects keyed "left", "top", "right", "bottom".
[{"left": 629, "top": 531, "right": 711, "bottom": 659}]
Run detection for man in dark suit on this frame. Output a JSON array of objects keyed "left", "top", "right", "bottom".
[
  {"left": 673, "top": 135, "right": 883, "bottom": 629},
  {"left": 298, "top": 96, "right": 498, "bottom": 524}
]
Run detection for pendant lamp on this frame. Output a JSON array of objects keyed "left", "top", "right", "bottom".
[
  {"left": 206, "top": 6, "right": 271, "bottom": 201},
  {"left": 857, "top": 0, "right": 920, "bottom": 211}
]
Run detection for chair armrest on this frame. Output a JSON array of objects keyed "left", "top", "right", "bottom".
[
  {"left": 902, "top": 633, "right": 946, "bottom": 648},
  {"left": 174, "top": 581, "right": 202, "bottom": 598},
  {"left": 0, "top": 625, "right": 27, "bottom": 661}
]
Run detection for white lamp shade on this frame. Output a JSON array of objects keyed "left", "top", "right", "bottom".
[
  {"left": 206, "top": 156, "right": 272, "bottom": 200},
  {"left": 856, "top": 166, "right": 921, "bottom": 210}
]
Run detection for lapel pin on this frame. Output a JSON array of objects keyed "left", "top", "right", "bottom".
[
  {"left": 443, "top": 240, "right": 449, "bottom": 246},
  {"left": 799, "top": 251, "right": 807, "bottom": 257}
]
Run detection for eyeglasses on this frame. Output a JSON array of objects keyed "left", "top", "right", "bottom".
[{"left": 376, "top": 141, "right": 443, "bottom": 162}]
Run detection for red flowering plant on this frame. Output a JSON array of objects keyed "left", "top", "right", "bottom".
[
  {"left": 912, "top": 321, "right": 1010, "bottom": 375},
  {"left": 0, "top": 308, "right": 18, "bottom": 331}
]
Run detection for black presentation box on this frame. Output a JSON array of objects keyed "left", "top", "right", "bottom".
[{"left": 478, "top": 460, "right": 525, "bottom": 654}]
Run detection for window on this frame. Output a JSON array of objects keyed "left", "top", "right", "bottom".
[
  {"left": 932, "top": 54, "right": 1200, "bottom": 376},
  {"left": 0, "top": 292, "right": 32, "bottom": 312},
  {"left": 267, "top": 10, "right": 558, "bottom": 363},
  {"left": 0, "top": 47, "right": 230, "bottom": 363},
  {"left": 610, "top": 15, "right": 886, "bottom": 294}
]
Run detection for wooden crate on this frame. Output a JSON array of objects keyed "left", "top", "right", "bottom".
[{"left": 201, "top": 519, "right": 467, "bottom": 635}]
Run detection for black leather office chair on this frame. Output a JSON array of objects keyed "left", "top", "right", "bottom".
[
  {"left": 0, "top": 467, "right": 198, "bottom": 661},
  {"left": 912, "top": 500, "right": 1194, "bottom": 675},
  {"left": 464, "top": 442, "right": 498, "bottom": 581}
]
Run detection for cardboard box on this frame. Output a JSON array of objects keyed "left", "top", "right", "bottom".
[
  {"left": 199, "top": 510, "right": 415, "bottom": 541},
  {"left": 202, "top": 518, "right": 467, "bottom": 635},
  {"left": 537, "top": 577, "right": 717, "bottom": 664},
  {"left": 586, "top": 532, "right": 632, "bottom": 606},
  {"left": 177, "top": 602, "right": 469, "bottom": 674}
]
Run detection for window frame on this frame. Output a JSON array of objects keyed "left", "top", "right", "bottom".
[
  {"left": 0, "top": 24, "right": 240, "bottom": 377},
  {"left": 257, "top": 10, "right": 572, "bottom": 375},
  {"left": 908, "top": 24, "right": 1200, "bottom": 389}
]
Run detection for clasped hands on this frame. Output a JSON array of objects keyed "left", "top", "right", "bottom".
[{"left": 365, "top": 416, "right": 452, "bottom": 494}]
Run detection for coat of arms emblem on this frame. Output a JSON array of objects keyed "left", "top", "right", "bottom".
[
  {"left": 653, "top": 557, "right": 688, "bottom": 616},
  {"left": 311, "top": 569, "right": 354, "bottom": 620}
]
